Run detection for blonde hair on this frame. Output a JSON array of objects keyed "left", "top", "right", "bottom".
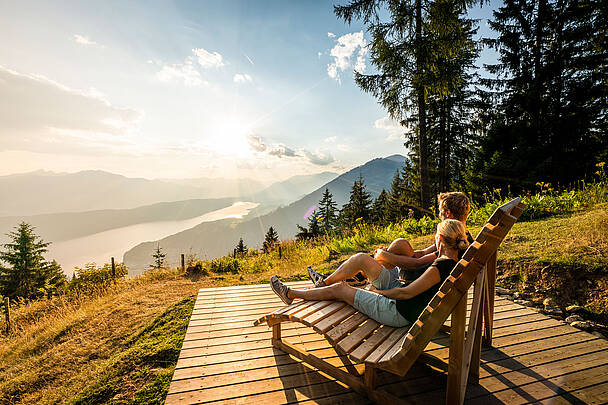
[
  {"left": 438, "top": 192, "right": 471, "bottom": 222},
  {"left": 437, "top": 219, "right": 470, "bottom": 252}
]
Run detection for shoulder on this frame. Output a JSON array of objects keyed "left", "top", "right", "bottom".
[{"left": 431, "top": 257, "right": 458, "bottom": 276}]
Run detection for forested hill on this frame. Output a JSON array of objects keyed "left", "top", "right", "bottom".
[{"left": 123, "top": 155, "right": 406, "bottom": 273}]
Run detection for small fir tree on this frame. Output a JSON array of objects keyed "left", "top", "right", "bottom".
[
  {"left": 262, "top": 226, "right": 279, "bottom": 253},
  {"left": 339, "top": 174, "right": 372, "bottom": 229},
  {"left": 372, "top": 189, "right": 392, "bottom": 227},
  {"left": 317, "top": 188, "right": 338, "bottom": 234},
  {"left": 150, "top": 244, "right": 166, "bottom": 270},
  {"left": 0, "top": 222, "right": 66, "bottom": 300},
  {"left": 235, "top": 238, "right": 248, "bottom": 255}
]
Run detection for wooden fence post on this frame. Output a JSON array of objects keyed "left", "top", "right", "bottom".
[
  {"left": 3, "top": 297, "right": 9, "bottom": 334},
  {"left": 111, "top": 257, "right": 116, "bottom": 278},
  {"left": 181, "top": 254, "right": 185, "bottom": 272}
]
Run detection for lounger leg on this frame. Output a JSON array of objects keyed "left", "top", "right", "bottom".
[
  {"left": 483, "top": 252, "right": 497, "bottom": 346},
  {"left": 272, "top": 323, "right": 281, "bottom": 345},
  {"left": 364, "top": 365, "right": 377, "bottom": 389},
  {"left": 447, "top": 294, "right": 466, "bottom": 405}
]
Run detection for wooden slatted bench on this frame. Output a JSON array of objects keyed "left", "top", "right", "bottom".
[{"left": 254, "top": 197, "right": 525, "bottom": 405}]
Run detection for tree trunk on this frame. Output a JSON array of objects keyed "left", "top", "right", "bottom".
[{"left": 416, "top": 0, "right": 430, "bottom": 209}]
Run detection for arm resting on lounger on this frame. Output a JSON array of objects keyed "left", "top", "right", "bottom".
[
  {"left": 376, "top": 249, "right": 437, "bottom": 270},
  {"left": 370, "top": 266, "right": 441, "bottom": 300}
]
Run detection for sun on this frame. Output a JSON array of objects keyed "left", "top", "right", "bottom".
[{"left": 208, "top": 120, "right": 253, "bottom": 158}]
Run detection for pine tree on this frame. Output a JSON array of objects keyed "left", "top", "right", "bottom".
[
  {"left": 0, "top": 222, "right": 65, "bottom": 300},
  {"left": 307, "top": 211, "right": 322, "bottom": 238},
  {"left": 235, "top": 238, "right": 248, "bottom": 255},
  {"left": 317, "top": 188, "right": 338, "bottom": 234},
  {"left": 262, "top": 226, "right": 279, "bottom": 253},
  {"left": 372, "top": 189, "right": 392, "bottom": 226},
  {"left": 340, "top": 174, "right": 373, "bottom": 229},
  {"left": 150, "top": 244, "right": 166, "bottom": 270}
]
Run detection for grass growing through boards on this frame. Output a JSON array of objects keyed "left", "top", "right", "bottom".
[{"left": 0, "top": 174, "right": 607, "bottom": 403}]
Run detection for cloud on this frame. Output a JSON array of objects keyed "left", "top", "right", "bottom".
[
  {"left": 0, "top": 66, "right": 142, "bottom": 153},
  {"left": 244, "top": 53, "right": 255, "bottom": 65},
  {"left": 317, "top": 52, "right": 322, "bottom": 58},
  {"left": 327, "top": 31, "right": 368, "bottom": 83},
  {"left": 233, "top": 73, "right": 252, "bottom": 83},
  {"left": 73, "top": 34, "right": 97, "bottom": 46},
  {"left": 328, "top": 32, "right": 336, "bottom": 38},
  {"left": 247, "top": 135, "right": 267, "bottom": 152},
  {"left": 324, "top": 136, "right": 337, "bottom": 143},
  {"left": 193, "top": 48, "right": 224, "bottom": 68},
  {"left": 156, "top": 57, "right": 205, "bottom": 86},
  {"left": 303, "top": 149, "right": 335, "bottom": 165},
  {"left": 374, "top": 116, "right": 405, "bottom": 141},
  {"left": 269, "top": 144, "right": 298, "bottom": 158}
]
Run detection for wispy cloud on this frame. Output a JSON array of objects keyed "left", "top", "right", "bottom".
[
  {"left": 244, "top": 53, "right": 255, "bottom": 66},
  {"left": 156, "top": 57, "right": 204, "bottom": 86},
  {"left": 246, "top": 135, "right": 334, "bottom": 166},
  {"left": 327, "top": 32, "right": 336, "bottom": 38},
  {"left": 0, "top": 65, "right": 142, "bottom": 154},
  {"left": 303, "top": 149, "right": 335, "bottom": 165},
  {"left": 233, "top": 73, "right": 252, "bottom": 84},
  {"left": 73, "top": 34, "right": 98, "bottom": 46},
  {"left": 327, "top": 31, "right": 368, "bottom": 84},
  {"left": 374, "top": 116, "right": 405, "bottom": 141},
  {"left": 193, "top": 48, "right": 224, "bottom": 68}
]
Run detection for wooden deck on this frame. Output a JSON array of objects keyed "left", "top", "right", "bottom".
[{"left": 166, "top": 281, "right": 608, "bottom": 404}]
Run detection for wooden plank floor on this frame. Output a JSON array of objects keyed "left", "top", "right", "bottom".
[{"left": 166, "top": 281, "right": 608, "bottom": 404}]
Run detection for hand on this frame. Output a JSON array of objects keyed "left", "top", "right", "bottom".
[{"left": 367, "top": 284, "right": 380, "bottom": 294}]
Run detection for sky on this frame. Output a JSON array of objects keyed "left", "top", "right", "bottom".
[{"left": 0, "top": 0, "right": 499, "bottom": 182}]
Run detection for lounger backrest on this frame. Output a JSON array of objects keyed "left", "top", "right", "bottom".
[{"left": 377, "top": 197, "right": 525, "bottom": 374}]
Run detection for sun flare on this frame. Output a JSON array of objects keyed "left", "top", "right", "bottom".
[{"left": 208, "top": 120, "right": 253, "bottom": 158}]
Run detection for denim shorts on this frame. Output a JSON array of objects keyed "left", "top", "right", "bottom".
[{"left": 353, "top": 267, "right": 410, "bottom": 328}]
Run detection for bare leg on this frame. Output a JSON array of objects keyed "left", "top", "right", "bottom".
[
  {"left": 324, "top": 253, "right": 384, "bottom": 286},
  {"left": 288, "top": 282, "right": 357, "bottom": 306},
  {"left": 376, "top": 238, "right": 415, "bottom": 268}
]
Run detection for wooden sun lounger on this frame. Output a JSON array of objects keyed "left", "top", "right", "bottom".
[{"left": 254, "top": 198, "right": 525, "bottom": 404}]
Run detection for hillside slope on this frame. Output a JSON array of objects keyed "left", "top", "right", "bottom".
[
  {"left": 123, "top": 155, "right": 406, "bottom": 272},
  {"left": 1, "top": 207, "right": 606, "bottom": 404}
]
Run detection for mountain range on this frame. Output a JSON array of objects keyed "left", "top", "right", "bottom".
[
  {"left": 123, "top": 154, "right": 406, "bottom": 274},
  {"left": 0, "top": 170, "right": 337, "bottom": 216}
]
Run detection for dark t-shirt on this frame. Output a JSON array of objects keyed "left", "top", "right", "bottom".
[{"left": 395, "top": 257, "right": 457, "bottom": 322}]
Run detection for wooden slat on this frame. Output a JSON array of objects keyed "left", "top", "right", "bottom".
[
  {"left": 365, "top": 327, "right": 410, "bottom": 364},
  {"left": 350, "top": 325, "right": 395, "bottom": 363},
  {"left": 336, "top": 319, "right": 380, "bottom": 354},
  {"left": 300, "top": 301, "right": 346, "bottom": 326},
  {"left": 313, "top": 305, "right": 357, "bottom": 334},
  {"left": 325, "top": 312, "right": 369, "bottom": 345}
]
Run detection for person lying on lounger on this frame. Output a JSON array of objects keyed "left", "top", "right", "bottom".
[{"left": 270, "top": 219, "right": 470, "bottom": 327}]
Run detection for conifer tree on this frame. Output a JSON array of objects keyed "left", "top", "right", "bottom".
[
  {"left": 150, "top": 244, "right": 166, "bottom": 270},
  {"left": 340, "top": 174, "right": 373, "bottom": 229},
  {"left": 235, "top": 238, "right": 248, "bottom": 255},
  {"left": 307, "top": 211, "right": 322, "bottom": 238},
  {"left": 262, "top": 226, "right": 279, "bottom": 253},
  {"left": 317, "top": 188, "right": 338, "bottom": 234},
  {"left": 372, "top": 189, "right": 392, "bottom": 226},
  {"left": 0, "top": 222, "right": 65, "bottom": 300}
]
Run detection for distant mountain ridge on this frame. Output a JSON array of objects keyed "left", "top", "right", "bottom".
[
  {"left": 0, "top": 170, "right": 336, "bottom": 216},
  {"left": 124, "top": 155, "right": 407, "bottom": 274}
]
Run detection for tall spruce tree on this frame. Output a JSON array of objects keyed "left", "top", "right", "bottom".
[
  {"left": 317, "top": 188, "right": 338, "bottom": 234},
  {"left": 372, "top": 189, "right": 392, "bottom": 226},
  {"left": 471, "top": 0, "right": 608, "bottom": 193},
  {"left": 340, "top": 174, "right": 373, "bottom": 229},
  {"left": 0, "top": 222, "right": 66, "bottom": 300}
]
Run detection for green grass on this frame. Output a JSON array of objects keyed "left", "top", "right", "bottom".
[{"left": 72, "top": 297, "right": 194, "bottom": 404}]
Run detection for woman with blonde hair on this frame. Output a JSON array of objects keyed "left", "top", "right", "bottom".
[{"left": 270, "top": 219, "right": 470, "bottom": 327}]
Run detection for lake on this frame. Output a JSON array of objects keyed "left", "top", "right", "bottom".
[{"left": 47, "top": 201, "right": 259, "bottom": 276}]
